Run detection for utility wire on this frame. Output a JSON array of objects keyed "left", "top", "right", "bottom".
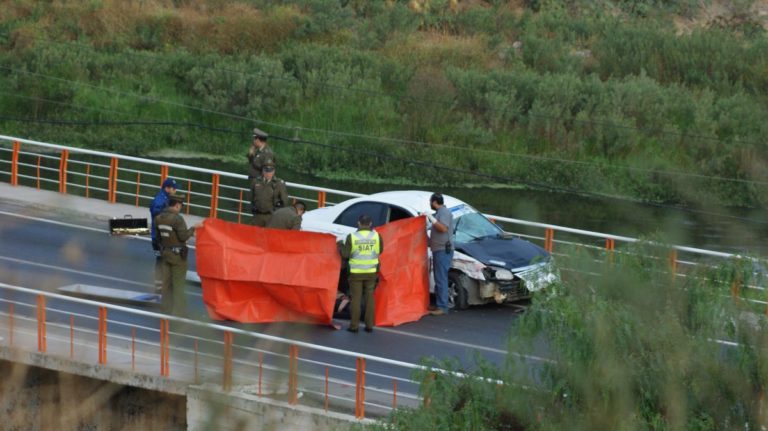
[{"left": 1, "top": 69, "right": 765, "bottom": 187}]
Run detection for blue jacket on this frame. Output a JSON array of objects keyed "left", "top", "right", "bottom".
[{"left": 149, "top": 189, "right": 171, "bottom": 240}]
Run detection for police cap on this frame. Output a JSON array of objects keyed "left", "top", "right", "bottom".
[
  {"left": 169, "top": 195, "right": 186, "bottom": 206},
  {"left": 252, "top": 128, "right": 268, "bottom": 140},
  {"left": 262, "top": 160, "right": 275, "bottom": 172},
  {"left": 162, "top": 177, "right": 178, "bottom": 189}
]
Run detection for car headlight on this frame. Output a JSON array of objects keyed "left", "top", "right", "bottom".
[{"left": 490, "top": 267, "right": 514, "bottom": 281}]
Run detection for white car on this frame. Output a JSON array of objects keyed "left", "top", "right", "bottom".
[{"left": 301, "top": 191, "right": 558, "bottom": 309}]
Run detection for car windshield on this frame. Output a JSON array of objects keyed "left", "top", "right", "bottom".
[{"left": 452, "top": 211, "right": 503, "bottom": 243}]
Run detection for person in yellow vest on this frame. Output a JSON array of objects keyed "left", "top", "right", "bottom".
[{"left": 339, "top": 214, "right": 384, "bottom": 333}]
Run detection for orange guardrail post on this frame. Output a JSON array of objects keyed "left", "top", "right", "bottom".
[
  {"left": 423, "top": 372, "right": 435, "bottom": 408},
  {"left": 108, "top": 157, "right": 119, "bottom": 203},
  {"left": 209, "top": 174, "right": 220, "bottom": 218},
  {"left": 258, "top": 351, "right": 263, "bottom": 397},
  {"left": 135, "top": 172, "right": 141, "bottom": 207},
  {"left": 606, "top": 238, "right": 615, "bottom": 263},
  {"left": 237, "top": 190, "right": 244, "bottom": 224},
  {"left": 37, "top": 295, "right": 46, "bottom": 353},
  {"left": 194, "top": 339, "right": 199, "bottom": 384},
  {"left": 58, "top": 149, "right": 69, "bottom": 194},
  {"left": 85, "top": 164, "right": 91, "bottom": 198},
  {"left": 160, "top": 319, "right": 170, "bottom": 377},
  {"left": 393, "top": 379, "right": 397, "bottom": 410},
  {"left": 70, "top": 316, "right": 74, "bottom": 359},
  {"left": 8, "top": 303, "right": 13, "bottom": 346},
  {"left": 98, "top": 307, "right": 107, "bottom": 364},
  {"left": 669, "top": 249, "right": 678, "bottom": 283},
  {"left": 131, "top": 328, "right": 136, "bottom": 371},
  {"left": 731, "top": 275, "right": 742, "bottom": 303},
  {"left": 10, "top": 141, "right": 20, "bottom": 186},
  {"left": 544, "top": 228, "right": 554, "bottom": 253},
  {"left": 186, "top": 180, "right": 191, "bottom": 215},
  {"left": 355, "top": 357, "right": 366, "bottom": 419},
  {"left": 289, "top": 345, "right": 299, "bottom": 405},
  {"left": 36, "top": 156, "right": 41, "bottom": 189},
  {"left": 324, "top": 367, "right": 329, "bottom": 412},
  {"left": 223, "top": 331, "right": 233, "bottom": 391},
  {"left": 160, "top": 165, "right": 169, "bottom": 185},
  {"left": 318, "top": 191, "right": 326, "bottom": 208}
]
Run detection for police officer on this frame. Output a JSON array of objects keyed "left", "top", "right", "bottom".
[
  {"left": 339, "top": 214, "right": 383, "bottom": 333},
  {"left": 250, "top": 161, "right": 288, "bottom": 227},
  {"left": 266, "top": 201, "right": 306, "bottom": 230},
  {"left": 149, "top": 178, "right": 178, "bottom": 292},
  {"left": 247, "top": 127, "right": 276, "bottom": 187},
  {"left": 155, "top": 195, "right": 202, "bottom": 317}
]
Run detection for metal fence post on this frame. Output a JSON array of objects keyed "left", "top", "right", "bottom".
[
  {"left": 37, "top": 295, "right": 46, "bottom": 352},
  {"left": 355, "top": 357, "right": 366, "bottom": 419},
  {"left": 98, "top": 307, "right": 107, "bottom": 364},
  {"left": 223, "top": 331, "right": 233, "bottom": 391},
  {"left": 58, "top": 149, "right": 69, "bottom": 194},
  {"left": 209, "top": 174, "right": 220, "bottom": 218},
  {"left": 10, "top": 141, "right": 19, "bottom": 186},
  {"left": 289, "top": 345, "right": 299, "bottom": 405}
]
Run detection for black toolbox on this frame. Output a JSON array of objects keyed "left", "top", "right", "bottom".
[{"left": 109, "top": 215, "right": 150, "bottom": 236}]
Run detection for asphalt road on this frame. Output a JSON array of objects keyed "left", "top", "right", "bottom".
[{"left": 0, "top": 198, "right": 544, "bottom": 388}]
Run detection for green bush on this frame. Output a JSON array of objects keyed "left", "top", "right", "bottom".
[{"left": 366, "top": 241, "right": 768, "bottom": 430}]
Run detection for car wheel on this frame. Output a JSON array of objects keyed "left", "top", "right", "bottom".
[{"left": 448, "top": 271, "right": 470, "bottom": 310}]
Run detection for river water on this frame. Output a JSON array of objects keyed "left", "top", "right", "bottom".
[{"left": 172, "top": 157, "right": 767, "bottom": 257}]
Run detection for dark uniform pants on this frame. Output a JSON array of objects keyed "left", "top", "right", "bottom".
[
  {"left": 348, "top": 273, "right": 377, "bottom": 330},
  {"left": 251, "top": 212, "right": 271, "bottom": 227},
  {"left": 161, "top": 251, "right": 188, "bottom": 317}
]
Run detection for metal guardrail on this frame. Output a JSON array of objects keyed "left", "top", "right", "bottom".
[
  {"left": 0, "top": 134, "right": 750, "bottom": 261},
  {"left": 0, "top": 282, "right": 429, "bottom": 419}
]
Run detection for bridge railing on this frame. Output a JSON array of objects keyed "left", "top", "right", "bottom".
[
  {"left": 0, "top": 134, "right": 363, "bottom": 224},
  {"left": 0, "top": 281, "right": 443, "bottom": 419},
  {"left": 0, "top": 134, "right": 762, "bottom": 303}
]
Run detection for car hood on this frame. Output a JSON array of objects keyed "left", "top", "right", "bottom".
[{"left": 456, "top": 237, "right": 549, "bottom": 270}]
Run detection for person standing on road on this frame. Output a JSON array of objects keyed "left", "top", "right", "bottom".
[
  {"left": 155, "top": 195, "right": 202, "bottom": 317},
  {"left": 250, "top": 161, "right": 288, "bottom": 227},
  {"left": 247, "top": 128, "right": 276, "bottom": 187},
  {"left": 339, "top": 214, "right": 383, "bottom": 333},
  {"left": 149, "top": 177, "right": 178, "bottom": 292},
  {"left": 424, "top": 193, "right": 454, "bottom": 316},
  {"left": 266, "top": 201, "right": 306, "bottom": 230}
]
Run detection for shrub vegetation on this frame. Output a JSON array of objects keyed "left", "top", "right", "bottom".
[{"left": 0, "top": 0, "right": 767, "bottom": 207}]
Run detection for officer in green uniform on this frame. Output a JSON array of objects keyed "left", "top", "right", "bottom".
[
  {"left": 247, "top": 128, "right": 276, "bottom": 187},
  {"left": 266, "top": 201, "right": 306, "bottom": 230},
  {"left": 340, "top": 214, "right": 383, "bottom": 333},
  {"left": 155, "top": 195, "right": 202, "bottom": 317},
  {"left": 250, "top": 161, "right": 288, "bottom": 227}
]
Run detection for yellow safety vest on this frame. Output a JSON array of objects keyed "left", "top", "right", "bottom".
[{"left": 349, "top": 230, "right": 381, "bottom": 274}]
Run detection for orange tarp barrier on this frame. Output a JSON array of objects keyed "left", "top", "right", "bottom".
[
  {"left": 196, "top": 219, "right": 341, "bottom": 324},
  {"left": 374, "top": 217, "right": 430, "bottom": 326},
  {"left": 195, "top": 216, "right": 430, "bottom": 326}
]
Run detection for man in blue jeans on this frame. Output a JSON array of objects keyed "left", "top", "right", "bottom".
[{"left": 424, "top": 193, "right": 454, "bottom": 316}]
